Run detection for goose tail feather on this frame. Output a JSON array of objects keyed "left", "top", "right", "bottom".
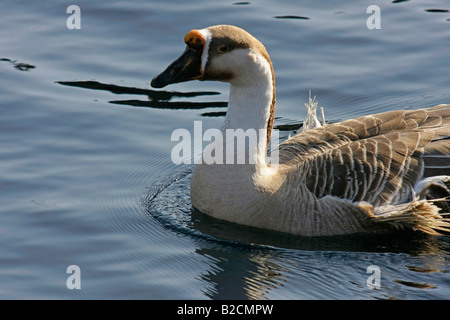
[{"left": 361, "top": 198, "right": 450, "bottom": 235}]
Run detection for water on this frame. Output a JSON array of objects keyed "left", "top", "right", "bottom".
[{"left": 1, "top": 0, "right": 449, "bottom": 299}]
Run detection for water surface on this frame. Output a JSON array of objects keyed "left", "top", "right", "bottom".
[{"left": 1, "top": 0, "right": 449, "bottom": 299}]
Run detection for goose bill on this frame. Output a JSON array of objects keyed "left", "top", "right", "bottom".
[{"left": 151, "top": 47, "right": 203, "bottom": 88}]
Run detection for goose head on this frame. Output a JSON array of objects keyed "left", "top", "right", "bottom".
[
  {"left": 151, "top": 25, "right": 277, "bottom": 149},
  {"left": 151, "top": 25, "right": 274, "bottom": 88}
]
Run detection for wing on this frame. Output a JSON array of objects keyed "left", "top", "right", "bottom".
[{"left": 277, "top": 104, "right": 450, "bottom": 206}]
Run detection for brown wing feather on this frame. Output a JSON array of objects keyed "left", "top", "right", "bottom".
[{"left": 278, "top": 104, "right": 450, "bottom": 205}]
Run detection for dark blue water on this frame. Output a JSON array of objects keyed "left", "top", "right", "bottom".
[{"left": 1, "top": 0, "right": 449, "bottom": 299}]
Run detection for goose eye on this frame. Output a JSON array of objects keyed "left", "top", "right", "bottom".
[{"left": 218, "top": 45, "right": 229, "bottom": 53}]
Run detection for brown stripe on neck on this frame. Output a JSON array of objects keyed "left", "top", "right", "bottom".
[
  {"left": 251, "top": 35, "right": 276, "bottom": 152},
  {"left": 206, "top": 25, "right": 276, "bottom": 151},
  {"left": 263, "top": 54, "right": 276, "bottom": 152}
]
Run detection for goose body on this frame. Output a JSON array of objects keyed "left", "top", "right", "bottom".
[{"left": 151, "top": 25, "right": 450, "bottom": 236}]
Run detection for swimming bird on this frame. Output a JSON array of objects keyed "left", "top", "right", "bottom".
[{"left": 151, "top": 25, "right": 450, "bottom": 236}]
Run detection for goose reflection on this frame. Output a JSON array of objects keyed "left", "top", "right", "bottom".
[
  {"left": 1, "top": 58, "right": 35, "bottom": 71},
  {"left": 144, "top": 169, "right": 450, "bottom": 299},
  {"left": 192, "top": 222, "right": 449, "bottom": 299},
  {"left": 191, "top": 222, "right": 449, "bottom": 299},
  {"left": 191, "top": 207, "right": 448, "bottom": 253},
  {"left": 195, "top": 246, "right": 289, "bottom": 300},
  {"left": 57, "top": 80, "right": 228, "bottom": 112},
  {"left": 57, "top": 80, "right": 307, "bottom": 132}
]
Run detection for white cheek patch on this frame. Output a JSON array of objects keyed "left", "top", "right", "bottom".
[{"left": 199, "top": 28, "right": 212, "bottom": 73}]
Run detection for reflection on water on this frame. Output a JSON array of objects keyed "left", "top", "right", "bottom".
[
  {"left": 57, "top": 80, "right": 228, "bottom": 110},
  {"left": 57, "top": 80, "right": 307, "bottom": 126},
  {"left": 393, "top": 279, "right": 435, "bottom": 289},
  {"left": 196, "top": 247, "right": 290, "bottom": 300},
  {"left": 57, "top": 80, "right": 316, "bottom": 129},
  {"left": 201, "top": 111, "right": 227, "bottom": 117},
  {"left": 424, "top": 9, "right": 449, "bottom": 13},
  {"left": 193, "top": 231, "right": 449, "bottom": 299},
  {"left": 143, "top": 167, "right": 450, "bottom": 299},
  {"left": 1, "top": 58, "right": 36, "bottom": 71},
  {"left": 274, "top": 15, "right": 309, "bottom": 20}
]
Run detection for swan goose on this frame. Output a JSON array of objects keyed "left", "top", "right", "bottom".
[{"left": 151, "top": 25, "right": 450, "bottom": 236}]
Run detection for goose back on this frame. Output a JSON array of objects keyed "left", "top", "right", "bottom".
[{"left": 277, "top": 104, "right": 450, "bottom": 206}]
